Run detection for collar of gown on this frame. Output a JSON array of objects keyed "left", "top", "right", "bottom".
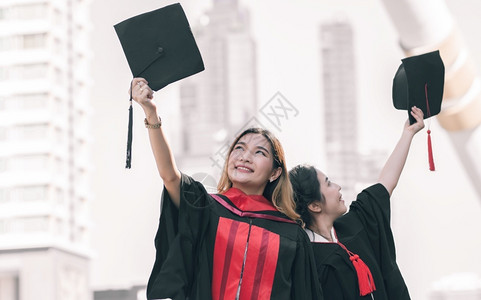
[{"left": 222, "top": 187, "right": 277, "bottom": 212}]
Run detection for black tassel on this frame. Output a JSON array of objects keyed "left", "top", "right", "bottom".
[{"left": 126, "top": 81, "right": 134, "bottom": 169}]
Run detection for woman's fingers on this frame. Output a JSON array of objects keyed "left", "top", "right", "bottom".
[
  {"left": 409, "top": 107, "right": 422, "bottom": 121},
  {"left": 134, "top": 77, "right": 149, "bottom": 87},
  {"left": 408, "top": 106, "right": 425, "bottom": 132},
  {"left": 129, "top": 78, "right": 154, "bottom": 101},
  {"left": 135, "top": 78, "right": 150, "bottom": 95},
  {"left": 128, "top": 78, "right": 147, "bottom": 94}
]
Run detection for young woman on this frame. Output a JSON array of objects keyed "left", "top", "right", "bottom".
[
  {"left": 289, "top": 107, "right": 425, "bottom": 299},
  {"left": 130, "top": 78, "right": 322, "bottom": 300}
]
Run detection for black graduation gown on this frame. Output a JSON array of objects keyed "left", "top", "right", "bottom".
[
  {"left": 311, "top": 183, "right": 410, "bottom": 300},
  {"left": 146, "top": 173, "right": 322, "bottom": 300}
]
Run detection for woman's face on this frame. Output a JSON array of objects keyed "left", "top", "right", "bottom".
[
  {"left": 316, "top": 169, "right": 347, "bottom": 218},
  {"left": 227, "top": 133, "right": 280, "bottom": 194}
]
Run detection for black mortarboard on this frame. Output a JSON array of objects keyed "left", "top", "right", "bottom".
[
  {"left": 392, "top": 50, "right": 445, "bottom": 171},
  {"left": 392, "top": 50, "right": 445, "bottom": 125},
  {"left": 114, "top": 3, "right": 205, "bottom": 168},
  {"left": 114, "top": 3, "right": 205, "bottom": 91}
]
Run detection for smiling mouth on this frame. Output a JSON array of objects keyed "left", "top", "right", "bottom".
[{"left": 236, "top": 166, "right": 253, "bottom": 172}]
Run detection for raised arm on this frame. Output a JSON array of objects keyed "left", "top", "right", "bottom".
[
  {"left": 131, "top": 77, "right": 181, "bottom": 207},
  {"left": 378, "top": 106, "right": 425, "bottom": 196}
]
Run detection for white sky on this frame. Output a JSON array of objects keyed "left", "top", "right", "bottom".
[{"left": 89, "top": 0, "right": 481, "bottom": 298}]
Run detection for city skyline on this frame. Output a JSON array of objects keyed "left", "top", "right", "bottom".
[
  {"left": 91, "top": 1, "right": 481, "bottom": 299},
  {"left": 0, "top": 0, "right": 480, "bottom": 299}
]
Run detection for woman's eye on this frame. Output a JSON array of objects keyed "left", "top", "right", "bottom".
[{"left": 256, "top": 150, "right": 266, "bottom": 156}]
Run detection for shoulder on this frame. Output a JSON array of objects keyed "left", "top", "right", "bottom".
[
  {"left": 178, "top": 172, "right": 210, "bottom": 192},
  {"left": 351, "top": 183, "right": 391, "bottom": 211},
  {"left": 310, "top": 242, "right": 342, "bottom": 263},
  {"left": 278, "top": 222, "right": 308, "bottom": 243},
  {"left": 179, "top": 172, "right": 199, "bottom": 187},
  {"left": 334, "top": 183, "right": 391, "bottom": 235},
  {"left": 358, "top": 183, "right": 390, "bottom": 201},
  {"left": 265, "top": 222, "right": 311, "bottom": 245},
  {"left": 177, "top": 172, "right": 214, "bottom": 208}
]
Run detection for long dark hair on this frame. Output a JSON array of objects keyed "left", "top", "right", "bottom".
[
  {"left": 217, "top": 128, "right": 300, "bottom": 222},
  {"left": 288, "top": 164, "right": 323, "bottom": 227}
]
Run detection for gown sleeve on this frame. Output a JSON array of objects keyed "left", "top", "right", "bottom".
[
  {"left": 349, "top": 183, "right": 394, "bottom": 260},
  {"left": 146, "top": 173, "right": 213, "bottom": 300},
  {"left": 349, "top": 183, "right": 410, "bottom": 299},
  {"left": 291, "top": 229, "right": 324, "bottom": 300}
]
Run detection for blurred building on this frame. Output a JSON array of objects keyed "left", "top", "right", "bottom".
[
  {"left": 355, "top": 150, "right": 388, "bottom": 192},
  {"left": 0, "top": 1, "right": 93, "bottom": 299},
  {"left": 320, "top": 19, "right": 360, "bottom": 201},
  {"left": 178, "top": 0, "right": 257, "bottom": 177},
  {"left": 320, "top": 19, "right": 385, "bottom": 201}
]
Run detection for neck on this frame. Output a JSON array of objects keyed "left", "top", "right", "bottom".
[
  {"left": 309, "top": 216, "right": 335, "bottom": 242},
  {"left": 231, "top": 182, "right": 266, "bottom": 196}
]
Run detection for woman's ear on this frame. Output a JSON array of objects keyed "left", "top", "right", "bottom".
[
  {"left": 307, "top": 201, "right": 322, "bottom": 213},
  {"left": 269, "top": 167, "right": 282, "bottom": 182}
]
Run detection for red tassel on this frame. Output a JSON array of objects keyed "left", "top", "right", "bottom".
[
  {"left": 424, "top": 83, "right": 435, "bottom": 171},
  {"left": 350, "top": 254, "right": 376, "bottom": 296},
  {"left": 427, "top": 130, "right": 435, "bottom": 171},
  {"left": 338, "top": 242, "right": 376, "bottom": 296}
]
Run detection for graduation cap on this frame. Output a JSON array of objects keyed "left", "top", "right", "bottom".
[
  {"left": 392, "top": 50, "right": 445, "bottom": 171},
  {"left": 114, "top": 3, "right": 205, "bottom": 168}
]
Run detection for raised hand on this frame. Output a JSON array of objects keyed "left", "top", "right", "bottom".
[
  {"left": 129, "top": 77, "right": 156, "bottom": 111},
  {"left": 404, "top": 106, "right": 425, "bottom": 135}
]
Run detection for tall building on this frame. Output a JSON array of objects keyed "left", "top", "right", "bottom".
[
  {"left": 0, "top": 1, "right": 92, "bottom": 299},
  {"left": 320, "top": 19, "right": 360, "bottom": 201},
  {"left": 178, "top": 0, "right": 257, "bottom": 177}
]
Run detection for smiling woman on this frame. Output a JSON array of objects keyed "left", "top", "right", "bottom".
[
  {"left": 217, "top": 128, "right": 299, "bottom": 221},
  {"left": 129, "top": 77, "right": 322, "bottom": 300},
  {"left": 289, "top": 107, "right": 426, "bottom": 300}
]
